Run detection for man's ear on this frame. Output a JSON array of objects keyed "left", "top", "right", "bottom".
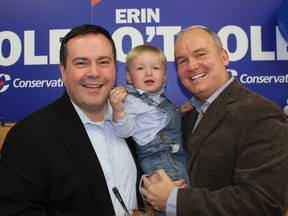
[
  {"left": 221, "top": 49, "right": 230, "bottom": 67},
  {"left": 59, "top": 64, "right": 66, "bottom": 83}
]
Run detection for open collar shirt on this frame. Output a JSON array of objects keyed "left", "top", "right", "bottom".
[{"left": 72, "top": 101, "right": 138, "bottom": 215}]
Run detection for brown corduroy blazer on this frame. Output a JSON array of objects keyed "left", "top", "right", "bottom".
[{"left": 178, "top": 79, "right": 288, "bottom": 216}]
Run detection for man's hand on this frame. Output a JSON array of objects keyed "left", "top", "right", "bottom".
[{"left": 141, "top": 169, "right": 187, "bottom": 212}]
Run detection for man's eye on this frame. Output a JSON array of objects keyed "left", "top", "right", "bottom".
[
  {"left": 177, "top": 59, "right": 187, "bottom": 66},
  {"left": 100, "top": 61, "right": 107, "bottom": 65},
  {"left": 99, "top": 60, "right": 111, "bottom": 66},
  {"left": 197, "top": 53, "right": 206, "bottom": 58},
  {"left": 76, "top": 61, "right": 85, "bottom": 66}
]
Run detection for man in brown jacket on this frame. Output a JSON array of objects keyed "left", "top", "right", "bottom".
[{"left": 142, "top": 26, "right": 288, "bottom": 216}]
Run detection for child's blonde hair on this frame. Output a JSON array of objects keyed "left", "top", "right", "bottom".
[{"left": 126, "top": 44, "right": 167, "bottom": 72}]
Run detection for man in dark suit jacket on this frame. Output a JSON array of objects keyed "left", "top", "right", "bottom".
[
  {"left": 0, "top": 24, "right": 143, "bottom": 216},
  {"left": 141, "top": 26, "right": 288, "bottom": 215}
]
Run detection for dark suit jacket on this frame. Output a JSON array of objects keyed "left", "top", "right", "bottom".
[
  {"left": 0, "top": 92, "right": 143, "bottom": 216},
  {"left": 178, "top": 79, "right": 288, "bottom": 216}
]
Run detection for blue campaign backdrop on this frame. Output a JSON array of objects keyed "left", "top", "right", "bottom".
[{"left": 0, "top": 0, "right": 288, "bottom": 122}]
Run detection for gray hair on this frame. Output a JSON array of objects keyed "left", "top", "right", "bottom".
[{"left": 178, "top": 25, "right": 223, "bottom": 53}]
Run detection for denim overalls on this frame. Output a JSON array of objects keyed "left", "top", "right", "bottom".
[{"left": 128, "top": 89, "right": 191, "bottom": 186}]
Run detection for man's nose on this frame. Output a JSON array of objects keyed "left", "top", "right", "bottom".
[
  {"left": 188, "top": 60, "right": 199, "bottom": 70},
  {"left": 89, "top": 63, "right": 101, "bottom": 76}
]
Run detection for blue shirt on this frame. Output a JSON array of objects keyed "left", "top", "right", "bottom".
[
  {"left": 112, "top": 84, "right": 168, "bottom": 146},
  {"left": 72, "top": 101, "right": 138, "bottom": 215}
]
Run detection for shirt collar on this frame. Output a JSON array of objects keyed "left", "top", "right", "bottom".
[
  {"left": 191, "top": 76, "right": 234, "bottom": 114},
  {"left": 71, "top": 100, "right": 113, "bottom": 126}
]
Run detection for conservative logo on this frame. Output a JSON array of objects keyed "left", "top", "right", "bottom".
[
  {"left": 0, "top": 73, "right": 63, "bottom": 93},
  {"left": 0, "top": 73, "right": 11, "bottom": 92}
]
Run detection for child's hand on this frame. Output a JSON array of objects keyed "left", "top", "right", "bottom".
[
  {"left": 109, "top": 86, "right": 127, "bottom": 113},
  {"left": 179, "top": 101, "right": 194, "bottom": 114}
]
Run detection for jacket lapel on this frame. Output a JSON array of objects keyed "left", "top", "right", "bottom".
[
  {"left": 186, "top": 79, "right": 240, "bottom": 173},
  {"left": 59, "top": 93, "right": 114, "bottom": 215}
]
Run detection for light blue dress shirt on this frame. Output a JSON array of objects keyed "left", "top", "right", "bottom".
[
  {"left": 72, "top": 101, "right": 138, "bottom": 215},
  {"left": 166, "top": 76, "right": 234, "bottom": 216}
]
